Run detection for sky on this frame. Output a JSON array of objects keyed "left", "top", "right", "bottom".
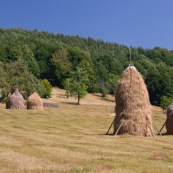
[{"left": 1, "top": 0, "right": 173, "bottom": 50}]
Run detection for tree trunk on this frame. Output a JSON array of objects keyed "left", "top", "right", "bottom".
[{"left": 77, "top": 92, "right": 80, "bottom": 105}]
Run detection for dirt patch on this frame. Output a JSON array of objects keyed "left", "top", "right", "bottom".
[{"left": 150, "top": 153, "right": 169, "bottom": 161}]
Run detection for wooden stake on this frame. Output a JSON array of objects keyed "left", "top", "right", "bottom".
[
  {"left": 106, "top": 118, "right": 115, "bottom": 135},
  {"left": 159, "top": 120, "right": 166, "bottom": 134},
  {"left": 147, "top": 122, "right": 155, "bottom": 137},
  {"left": 115, "top": 120, "right": 125, "bottom": 135},
  {"left": 153, "top": 123, "right": 162, "bottom": 136},
  {"left": 129, "top": 48, "right": 132, "bottom": 65}
]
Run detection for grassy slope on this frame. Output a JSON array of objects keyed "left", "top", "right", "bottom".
[{"left": 0, "top": 88, "right": 172, "bottom": 173}]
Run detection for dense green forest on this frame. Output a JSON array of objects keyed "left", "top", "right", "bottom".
[{"left": 0, "top": 28, "right": 173, "bottom": 106}]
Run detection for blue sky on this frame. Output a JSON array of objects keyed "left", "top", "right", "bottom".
[{"left": 1, "top": 0, "right": 173, "bottom": 50}]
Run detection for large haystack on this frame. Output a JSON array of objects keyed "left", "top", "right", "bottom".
[
  {"left": 6, "top": 89, "right": 25, "bottom": 109},
  {"left": 27, "top": 92, "right": 43, "bottom": 110},
  {"left": 166, "top": 104, "right": 173, "bottom": 134},
  {"left": 113, "top": 65, "right": 154, "bottom": 136}
]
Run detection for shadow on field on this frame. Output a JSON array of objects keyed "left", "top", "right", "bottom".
[
  {"left": 85, "top": 132, "right": 170, "bottom": 136},
  {"left": 57, "top": 94, "right": 66, "bottom": 98},
  {"left": 159, "top": 133, "right": 168, "bottom": 136},
  {"left": 84, "top": 133, "right": 115, "bottom": 136},
  {"left": 101, "top": 97, "right": 115, "bottom": 103},
  {"left": 43, "top": 102, "right": 60, "bottom": 108},
  {"left": 61, "top": 102, "right": 79, "bottom": 105},
  {"left": 93, "top": 94, "right": 115, "bottom": 103}
]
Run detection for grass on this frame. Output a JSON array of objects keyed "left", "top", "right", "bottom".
[{"left": 0, "top": 88, "right": 172, "bottom": 173}]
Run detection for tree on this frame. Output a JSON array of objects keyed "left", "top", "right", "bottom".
[
  {"left": 0, "top": 62, "right": 9, "bottom": 99},
  {"left": 107, "top": 73, "right": 119, "bottom": 95},
  {"left": 63, "top": 67, "right": 89, "bottom": 105},
  {"left": 51, "top": 48, "right": 71, "bottom": 87},
  {"left": 0, "top": 59, "right": 37, "bottom": 101},
  {"left": 160, "top": 96, "right": 173, "bottom": 113},
  {"left": 66, "top": 47, "right": 96, "bottom": 92},
  {"left": 21, "top": 45, "right": 40, "bottom": 78},
  {"left": 146, "top": 62, "right": 173, "bottom": 105},
  {"left": 97, "top": 55, "right": 123, "bottom": 75},
  {"left": 41, "top": 79, "right": 52, "bottom": 98},
  {"left": 8, "top": 45, "right": 40, "bottom": 77},
  {"left": 146, "top": 64, "right": 162, "bottom": 105}
]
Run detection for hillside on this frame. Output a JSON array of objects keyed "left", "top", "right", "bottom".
[
  {"left": 45, "top": 88, "right": 115, "bottom": 106},
  {"left": 1, "top": 28, "right": 173, "bottom": 106},
  {"left": 0, "top": 88, "right": 171, "bottom": 173}
]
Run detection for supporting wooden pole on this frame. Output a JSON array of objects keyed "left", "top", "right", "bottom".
[
  {"left": 147, "top": 122, "right": 155, "bottom": 137},
  {"left": 158, "top": 120, "right": 166, "bottom": 134},
  {"left": 106, "top": 118, "right": 115, "bottom": 135},
  {"left": 115, "top": 120, "right": 125, "bottom": 135},
  {"left": 153, "top": 123, "right": 162, "bottom": 136},
  {"left": 129, "top": 48, "right": 132, "bottom": 65}
]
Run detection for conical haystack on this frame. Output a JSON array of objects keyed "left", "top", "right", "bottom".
[
  {"left": 27, "top": 92, "right": 43, "bottom": 110},
  {"left": 166, "top": 104, "right": 173, "bottom": 134},
  {"left": 6, "top": 89, "right": 25, "bottom": 109},
  {"left": 113, "top": 65, "right": 154, "bottom": 136}
]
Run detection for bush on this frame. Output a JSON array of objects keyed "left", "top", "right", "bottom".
[
  {"left": 37, "top": 79, "right": 52, "bottom": 98},
  {"left": 160, "top": 96, "right": 173, "bottom": 112}
]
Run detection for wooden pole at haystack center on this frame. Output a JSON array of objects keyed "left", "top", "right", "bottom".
[
  {"left": 106, "top": 48, "right": 133, "bottom": 135},
  {"left": 129, "top": 48, "right": 132, "bottom": 65},
  {"left": 113, "top": 48, "right": 154, "bottom": 136}
]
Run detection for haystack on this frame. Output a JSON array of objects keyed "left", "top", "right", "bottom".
[
  {"left": 27, "top": 92, "right": 43, "bottom": 110},
  {"left": 165, "top": 104, "right": 173, "bottom": 134},
  {"left": 113, "top": 65, "right": 154, "bottom": 136},
  {"left": 6, "top": 89, "right": 25, "bottom": 109}
]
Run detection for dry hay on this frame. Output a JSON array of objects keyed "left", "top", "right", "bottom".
[
  {"left": 113, "top": 65, "right": 154, "bottom": 136},
  {"left": 27, "top": 92, "right": 43, "bottom": 110},
  {"left": 166, "top": 103, "right": 173, "bottom": 134},
  {"left": 6, "top": 89, "right": 25, "bottom": 109}
]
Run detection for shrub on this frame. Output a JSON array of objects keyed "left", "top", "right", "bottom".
[
  {"left": 160, "top": 96, "right": 173, "bottom": 113},
  {"left": 38, "top": 79, "right": 52, "bottom": 98}
]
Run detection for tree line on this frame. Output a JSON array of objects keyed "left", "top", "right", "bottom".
[{"left": 0, "top": 28, "right": 173, "bottom": 106}]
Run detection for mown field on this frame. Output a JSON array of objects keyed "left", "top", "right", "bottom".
[{"left": 0, "top": 88, "right": 173, "bottom": 173}]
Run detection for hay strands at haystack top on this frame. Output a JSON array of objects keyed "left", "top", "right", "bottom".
[{"left": 106, "top": 64, "right": 155, "bottom": 137}]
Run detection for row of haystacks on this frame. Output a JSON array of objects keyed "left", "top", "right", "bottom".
[{"left": 6, "top": 89, "right": 43, "bottom": 110}]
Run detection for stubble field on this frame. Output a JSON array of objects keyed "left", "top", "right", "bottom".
[{"left": 0, "top": 88, "right": 172, "bottom": 173}]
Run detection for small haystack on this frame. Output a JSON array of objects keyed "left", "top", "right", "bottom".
[
  {"left": 27, "top": 92, "right": 43, "bottom": 110},
  {"left": 113, "top": 65, "right": 154, "bottom": 136},
  {"left": 165, "top": 104, "right": 173, "bottom": 134},
  {"left": 6, "top": 89, "right": 25, "bottom": 109}
]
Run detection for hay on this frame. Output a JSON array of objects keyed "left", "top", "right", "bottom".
[
  {"left": 166, "top": 104, "right": 173, "bottom": 134},
  {"left": 113, "top": 65, "right": 154, "bottom": 136},
  {"left": 27, "top": 92, "right": 43, "bottom": 110},
  {"left": 6, "top": 89, "right": 25, "bottom": 109}
]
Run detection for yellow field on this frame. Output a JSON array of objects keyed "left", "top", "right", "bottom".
[{"left": 0, "top": 88, "right": 172, "bottom": 173}]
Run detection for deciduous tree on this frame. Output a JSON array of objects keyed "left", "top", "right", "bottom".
[{"left": 63, "top": 67, "right": 89, "bottom": 105}]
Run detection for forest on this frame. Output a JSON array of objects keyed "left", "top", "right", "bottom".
[{"left": 0, "top": 28, "right": 173, "bottom": 106}]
